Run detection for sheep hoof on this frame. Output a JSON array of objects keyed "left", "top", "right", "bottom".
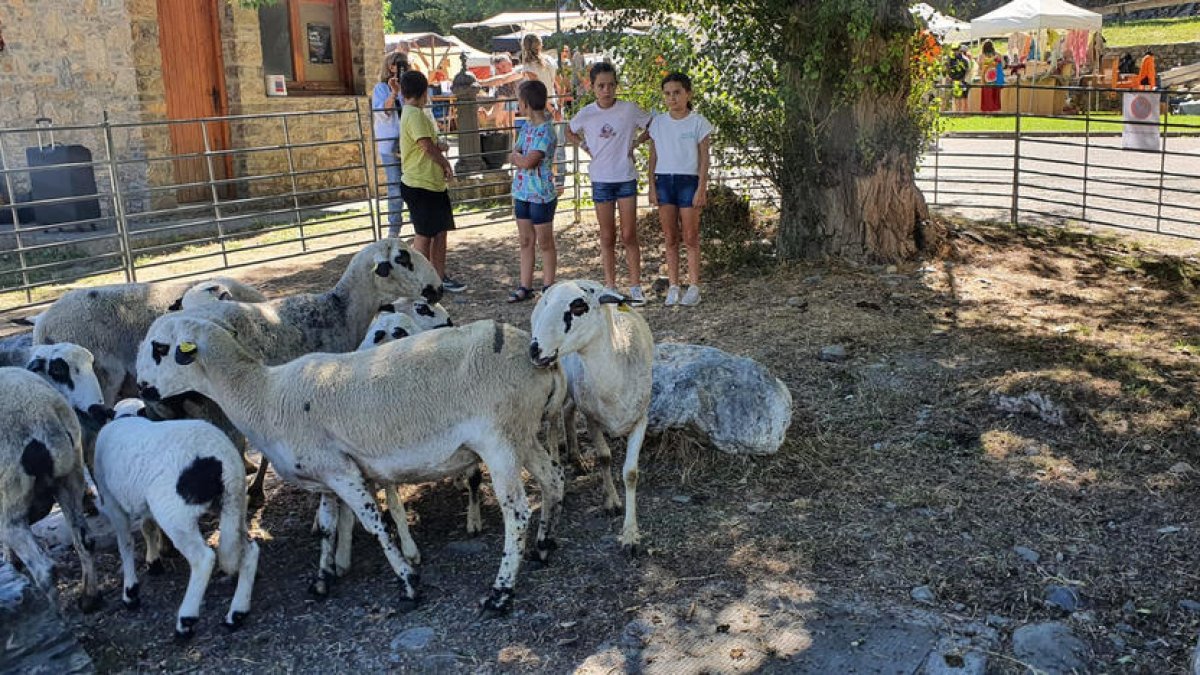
[
  {"left": 223, "top": 611, "right": 248, "bottom": 631},
  {"left": 78, "top": 592, "right": 103, "bottom": 613},
  {"left": 396, "top": 595, "right": 420, "bottom": 613},
  {"left": 526, "top": 537, "right": 558, "bottom": 566},
  {"left": 479, "top": 587, "right": 514, "bottom": 618},
  {"left": 603, "top": 505, "right": 621, "bottom": 517},
  {"left": 121, "top": 584, "right": 140, "bottom": 610},
  {"left": 174, "top": 616, "right": 198, "bottom": 640},
  {"left": 82, "top": 492, "right": 100, "bottom": 517},
  {"left": 308, "top": 570, "right": 335, "bottom": 597},
  {"left": 146, "top": 559, "right": 165, "bottom": 576},
  {"left": 622, "top": 542, "right": 644, "bottom": 558}
]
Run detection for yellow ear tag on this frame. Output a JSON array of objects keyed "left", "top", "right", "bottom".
[
  {"left": 178, "top": 342, "right": 197, "bottom": 354},
  {"left": 617, "top": 304, "right": 632, "bottom": 313}
]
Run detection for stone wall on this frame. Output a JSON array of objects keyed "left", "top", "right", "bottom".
[
  {"left": 219, "top": 0, "right": 384, "bottom": 203},
  {"left": 0, "top": 0, "right": 149, "bottom": 209},
  {"left": 1103, "top": 42, "right": 1200, "bottom": 72}
]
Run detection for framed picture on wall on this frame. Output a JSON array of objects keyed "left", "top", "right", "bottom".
[{"left": 307, "top": 22, "right": 333, "bottom": 64}]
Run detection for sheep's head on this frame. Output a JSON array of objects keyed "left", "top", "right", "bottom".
[
  {"left": 359, "top": 310, "right": 424, "bottom": 350},
  {"left": 178, "top": 281, "right": 236, "bottom": 310},
  {"left": 26, "top": 343, "right": 109, "bottom": 424},
  {"left": 367, "top": 239, "right": 443, "bottom": 305},
  {"left": 136, "top": 315, "right": 232, "bottom": 403},
  {"left": 379, "top": 296, "right": 453, "bottom": 331},
  {"left": 528, "top": 280, "right": 626, "bottom": 368}
]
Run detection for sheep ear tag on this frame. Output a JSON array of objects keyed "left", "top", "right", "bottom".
[{"left": 175, "top": 341, "right": 198, "bottom": 365}]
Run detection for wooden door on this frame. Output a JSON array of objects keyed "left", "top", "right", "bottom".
[{"left": 157, "top": 0, "right": 231, "bottom": 202}]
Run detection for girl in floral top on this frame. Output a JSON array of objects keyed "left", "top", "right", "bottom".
[{"left": 507, "top": 80, "right": 558, "bottom": 303}]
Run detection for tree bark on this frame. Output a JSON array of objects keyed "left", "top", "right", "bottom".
[{"left": 775, "top": 4, "right": 939, "bottom": 263}]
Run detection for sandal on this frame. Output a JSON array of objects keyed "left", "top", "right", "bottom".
[{"left": 507, "top": 286, "right": 532, "bottom": 303}]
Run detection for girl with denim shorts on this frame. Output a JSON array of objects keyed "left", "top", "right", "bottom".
[
  {"left": 506, "top": 81, "right": 558, "bottom": 303},
  {"left": 567, "top": 62, "right": 652, "bottom": 305},
  {"left": 648, "top": 72, "right": 712, "bottom": 306}
]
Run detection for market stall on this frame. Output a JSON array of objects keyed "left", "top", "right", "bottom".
[{"left": 967, "top": 0, "right": 1103, "bottom": 114}]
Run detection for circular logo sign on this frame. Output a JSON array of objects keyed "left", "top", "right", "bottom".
[
  {"left": 985, "top": 68, "right": 997, "bottom": 84},
  {"left": 1130, "top": 94, "right": 1153, "bottom": 120}
]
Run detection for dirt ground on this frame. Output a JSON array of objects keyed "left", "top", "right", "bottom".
[{"left": 43, "top": 216, "right": 1200, "bottom": 672}]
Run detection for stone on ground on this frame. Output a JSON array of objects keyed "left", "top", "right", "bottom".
[
  {"left": 649, "top": 344, "right": 792, "bottom": 456},
  {"left": 0, "top": 562, "right": 93, "bottom": 673},
  {"left": 1011, "top": 622, "right": 1088, "bottom": 674}
]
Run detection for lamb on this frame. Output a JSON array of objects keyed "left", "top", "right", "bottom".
[
  {"left": 529, "top": 280, "right": 655, "bottom": 555},
  {"left": 357, "top": 311, "right": 425, "bottom": 350},
  {"left": 94, "top": 399, "right": 260, "bottom": 638},
  {"left": 0, "top": 368, "right": 101, "bottom": 611},
  {"left": 135, "top": 314, "right": 565, "bottom": 614},
  {"left": 24, "top": 343, "right": 111, "bottom": 466},
  {"left": 381, "top": 296, "right": 454, "bottom": 331},
  {"left": 32, "top": 276, "right": 264, "bottom": 405}
]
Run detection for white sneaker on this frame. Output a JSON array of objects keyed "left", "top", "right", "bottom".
[
  {"left": 681, "top": 285, "right": 701, "bottom": 306},
  {"left": 627, "top": 285, "right": 647, "bottom": 307},
  {"left": 664, "top": 285, "right": 681, "bottom": 306}
]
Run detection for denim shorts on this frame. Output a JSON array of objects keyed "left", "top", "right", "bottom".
[
  {"left": 655, "top": 174, "right": 700, "bottom": 208},
  {"left": 592, "top": 180, "right": 638, "bottom": 204},
  {"left": 514, "top": 198, "right": 558, "bottom": 225}
]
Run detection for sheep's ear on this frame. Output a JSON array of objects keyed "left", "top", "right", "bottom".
[
  {"left": 393, "top": 249, "right": 414, "bottom": 271},
  {"left": 26, "top": 357, "right": 46, "bottom": 373},
  {"left": 175, "top": 341, "right": 197, "bottom": 366},
  {"left": 168, "top": 297, "right": 184, "bottom": 311},
  {"left": 569, "top": 297, "right": 590, "bottom": 317},
  {"left": 136, "top": 408, "right": 147, "bottom": 418},
  {"left": 218, "top": 290, "right": 232, "bottom": 301},
  {"left": 378, "top": 303, "right": 396, "bottom": 314}
]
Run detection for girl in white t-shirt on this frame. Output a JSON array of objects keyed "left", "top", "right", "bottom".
[
  {"left": 648, "top": 73, "right": 712, "bottom": 307},
  {"left": 567, "top": 62, "right": 652, "bottom": 304}
]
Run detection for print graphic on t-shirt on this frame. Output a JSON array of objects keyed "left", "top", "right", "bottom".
[{"left": 598, "top": 123, "right": 615, "bottom": 139}]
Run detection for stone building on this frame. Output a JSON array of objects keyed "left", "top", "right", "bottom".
[{"left": 0, "top": 0, "right": 385, "bottom": 208}]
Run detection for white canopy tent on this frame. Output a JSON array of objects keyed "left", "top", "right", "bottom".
[
  {"left": 386, "top": 32, "right": 492, "bottom": 70},
  {"left": 970, "top": 0, "right": 1101, "bottom": 38},
  {"left": 910, "top": 3, "right": 972, "bottom": 44},
  {"left": 453, "top": 12, "right": 589, "bottom": 33}
]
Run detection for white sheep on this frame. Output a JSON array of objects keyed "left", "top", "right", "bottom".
[
  {"left": 0, "top": 368, "right": 101, "bottom": 611},
  {"left": 0, "top": 331, "right": 32, "bottom": 368},
  {"left": 357, "top": 311, "right": 425, "bottom": 350},
  {"left": 175, "top": 239, "right": 444, "bottom": 503},
  {"left": 529, "top": 280, "right": 654, "bottom": 555},
  {"left": 24, "top": 343, "right": 111, "bottom": 469},
  {"left": 135, "top": 315, "right": 565, "bottom": 615},
  {"left": 95, "top": 399, "right": 260, "bottom": 638},
  {"left": 381, "top": 296, "right": 454, "bottom": 331},
  {"left": 32, "top": 276, "right": 264, "bottom": 405}
]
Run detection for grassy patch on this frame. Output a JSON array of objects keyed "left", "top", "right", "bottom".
[
  {"left": 943, "top": 113, "right": 1200, "bottom": 134},
  {"left": 1103, "top": 16, "right": 1200, "bottom": 48}
]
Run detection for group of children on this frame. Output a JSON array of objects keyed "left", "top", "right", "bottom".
[{"left": 375, "top": 56, "right": 713, "bottom": 307}]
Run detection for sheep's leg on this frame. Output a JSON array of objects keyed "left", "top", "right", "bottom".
[
  {"left": 157, "top": 516, "right": 215, "bottom": 639},
  {"left": 472, "top": 445, "right": 529, "bottom": 617},
  {"left": 562, "top": 400, "right": 586, "bottom": 473},
  {"left": 323, "top": 473, "right": 420, "bottom": 609},
  {"left": 246, "top": 458, "right": 269, "bottom": 510},
  {"left": 224, "top": 538, "right": 260, "bottom": 629},
  {"left": 464, "top": 466, "right": 483, "bottom": 536},
  {"left": 334, "top": 499, "right": 356, "bottom": 576},
  {"left": 585, "top": 416, "right": 622, "bottom": 515},
  {"left": 522, "top": 441, "right": 564, "bottom": 565},
  {"left": 105, "top": 506, "right": 141, "bottom": 609},
  {"left": 619, "top": 418, "right": 648, "bottom": 556},
  {"left": 382, "top": 487, "right": 421, "bottom": 564},
  {"left": 312, "top": 494, "right": 339, "bottom": 595},
  {"left": 56, "top": 471, "right": 100, "bottom": 611},
  {"left": 3, "top": 522, "right": 57, "bottom": 606},
  {"left": 142, "top": 518, "right": 166, "bottom": 575}
]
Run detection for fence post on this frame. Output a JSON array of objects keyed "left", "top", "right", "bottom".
[
  {"left": 0, "top": 134, "right": 33, "bottom": 303},
  {"left": 1010, "top": 78, "right": 1022, "bottom": 227},
  {"left": 932, "top": 133, "right": 940, "bottom": 206},
  {"left": 200, "top": 120, "right": 230, "bottom": 269},
  {"left": 1081, "top": 97, "right": 1091, "bottom": 223},
  {"left": 102, "top": 111, "right": 136, "bottom": 283},
  {"left": 573, "top": 135, "right": 581, "bottom": 225},
  {"left": 280, "top": 116, "right": 308, "bottom": 252},
  {"left": 1155, "top": 103, "right": 1168, "bottom": 234},
  {"left": 354, "top": 98, "right": 380, "bottom": 241}
]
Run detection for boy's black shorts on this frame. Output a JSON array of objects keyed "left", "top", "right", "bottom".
[{"left": 400, "top": 183, "right": 456, "bottom": 237}]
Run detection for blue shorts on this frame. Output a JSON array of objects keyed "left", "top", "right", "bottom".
[
  {"left": 514, "top": 198, "right": 558, "bottom": 224},
  {"left": 654, "top": 174, "right": 700, "bottom": 208},
  {"left": 592, "top": 180, "right": 637, "bottom": 204}
]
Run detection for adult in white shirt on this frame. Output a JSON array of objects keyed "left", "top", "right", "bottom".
[
  {"left": 371, "top": 52, "right": 409, "bottom": 237},
  {"left": 648, "top": 73, "right": 713, "bottom": 307},
  {"left": 566, "top": 62, "right": 652, "bottom": 305}
]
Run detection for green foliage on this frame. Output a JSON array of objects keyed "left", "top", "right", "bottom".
[
  {"left": 383, "top": 0, "right": 396, "bottom": 33},
  {"left": 637, "top": 185, "right": 772, "bottom": 274}
]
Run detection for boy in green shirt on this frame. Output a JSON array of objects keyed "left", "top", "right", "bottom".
[{"left": 399, "top": 70, "right": 466, "bottom": 292}]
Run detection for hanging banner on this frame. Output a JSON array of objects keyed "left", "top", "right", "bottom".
[{"left": 1122, "top": 92, "right": 1160, "bottom": 152}]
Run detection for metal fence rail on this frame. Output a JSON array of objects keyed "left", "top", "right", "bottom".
[
  {"left": 1, "top": 96, "right": 775, "bottom": 316},
  {"left": 918, "top": 82, "right": 1200, "bottom": 240}
]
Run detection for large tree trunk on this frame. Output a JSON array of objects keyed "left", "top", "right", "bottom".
[{"left": 775, "top": 4, "right": 938, "bottom": 263}]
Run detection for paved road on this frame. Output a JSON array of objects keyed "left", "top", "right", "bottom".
[{"left": 918, "top": 135, "right": 1200, "bottom": 238}]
